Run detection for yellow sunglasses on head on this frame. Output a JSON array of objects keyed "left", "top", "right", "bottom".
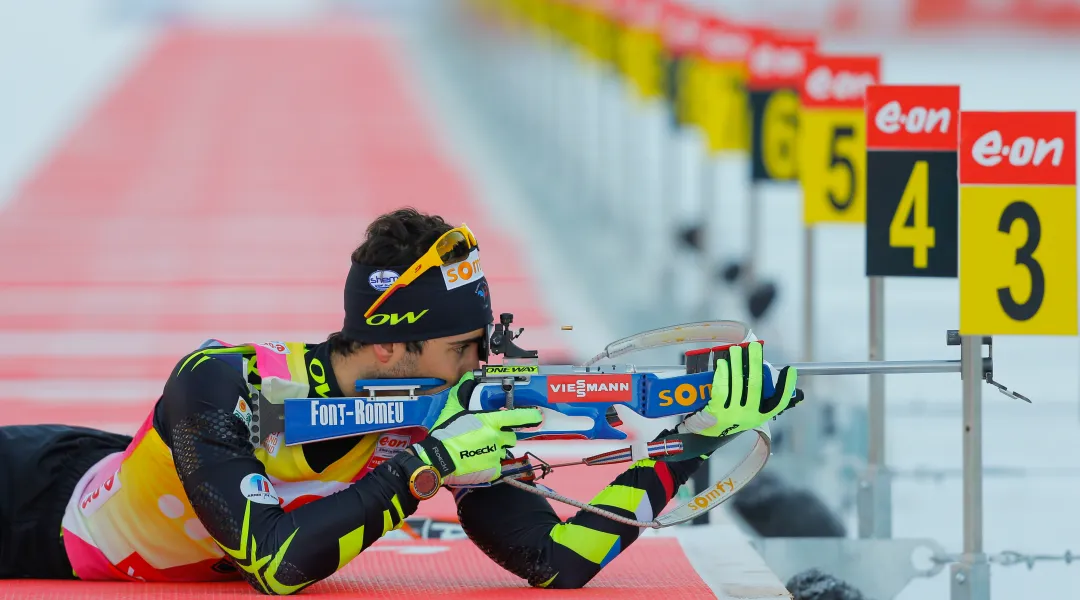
[{"left": 363, "top": 224, "right": 479, "bottom": 319}]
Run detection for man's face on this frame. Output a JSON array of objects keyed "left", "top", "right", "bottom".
[{"left": 380, "top": 328, "right": 486, "bottom": 391}]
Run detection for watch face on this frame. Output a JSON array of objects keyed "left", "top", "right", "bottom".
[{"left": 412, "top": 467, "right": 441, "bottom": 499}]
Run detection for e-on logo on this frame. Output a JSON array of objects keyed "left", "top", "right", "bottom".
[
  {"left": 258, "top": 341, "right": 290, "bottom": 354},
  {"left": 658, "top": 382, "right": 713, "bottom": 407}
]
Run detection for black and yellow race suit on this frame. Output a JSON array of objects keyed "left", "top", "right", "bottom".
[{"left": 55, "top": 340, "right": 704, "bottom": 593}]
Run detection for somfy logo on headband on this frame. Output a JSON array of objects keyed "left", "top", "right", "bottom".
[
  {"left": 368, "top": 270, "right": 400, "bottom": 292},
  {"left": 442, "top": 248, "right": 483, "bottom": 291}
]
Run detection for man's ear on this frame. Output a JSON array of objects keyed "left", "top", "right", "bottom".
[{"left": 370, "top": 342, "right": 405, "bottom": 367}]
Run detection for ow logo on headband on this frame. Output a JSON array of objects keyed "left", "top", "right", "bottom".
[
  {"left": 366, "top": 310, "right": 428, "bottom": 326},
  {"left": 442, "top": 248, "right": 483, "bottom": 291}
]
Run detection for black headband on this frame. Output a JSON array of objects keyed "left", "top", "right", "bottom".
[{"left": 342, "top": 249, "right": 493, "bottom": 343}]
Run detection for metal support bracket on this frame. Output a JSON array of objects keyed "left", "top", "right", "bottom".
[{"left": 945, "top": 329, "right": 1030, "bottom": 403}]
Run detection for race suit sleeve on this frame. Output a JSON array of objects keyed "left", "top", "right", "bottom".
[
  {"left": 155, "top": 353, "right": 419, "bottom": 595},
  {"left": 454, "top": 444, "right": 704, "bottom": 589}
]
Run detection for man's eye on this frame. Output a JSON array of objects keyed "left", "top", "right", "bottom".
[{"left": 455, "top": 346, "right": 469, "bottom": 356}]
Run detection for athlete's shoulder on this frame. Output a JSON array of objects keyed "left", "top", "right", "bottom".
[
  {"left": 167, "top": 342, "right": 249, "bottom": 379},
  {"left": 150, "top": 342, "right": 258, "bottom": 446}
]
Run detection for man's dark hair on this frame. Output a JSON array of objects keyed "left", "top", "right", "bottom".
[{"left": 328, "top": 207, "right": 453, "bottom": 357}]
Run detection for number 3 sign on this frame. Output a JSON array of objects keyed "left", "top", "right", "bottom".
[{"left": 959, "top": 111, "right": 1078, "bottom": 335}]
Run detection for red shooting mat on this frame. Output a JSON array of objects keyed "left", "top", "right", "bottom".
[
  {"left": 0, "top": 22, "right": 711, "bottom": 599},
  {"left": 0, "top": 539, "right": 712, "bottom": 599}
]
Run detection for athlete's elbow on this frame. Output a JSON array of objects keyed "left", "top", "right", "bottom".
[
  {"left": 540, "top": 579, "right": 589, "bottom": 590},
  {"left": 248, "top": 582, "right": 307, "bottom": 596},
  {"left": 533, "top": 570, "right": 597, "bottom": 590},
  {"left": 242, "top": 573, "right": 318, "bottom": 596}
]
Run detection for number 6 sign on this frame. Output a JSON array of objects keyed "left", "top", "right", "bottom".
[
  {"left": 747, "top": 29, "right": 816, "bottom": 183},
  {"left": 959, "top": 111, "right": 1078, "bottom": 335}
]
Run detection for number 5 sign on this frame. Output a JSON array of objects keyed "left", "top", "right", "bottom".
[
  {"left": 959, "top": 111, "right": 1078, "bottom": 335},
  {"left": 865, "top": 85, "right": 961, "bottom": 278},
  {"left": 800, "top": 54, "right": 880, "bottom": 224}
]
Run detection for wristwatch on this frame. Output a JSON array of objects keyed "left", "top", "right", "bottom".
[{"left": 392, "top": 450, "right": 442, "bottom": 501}]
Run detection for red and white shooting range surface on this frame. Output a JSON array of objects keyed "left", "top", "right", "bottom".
[{"left": 0, "top": 24, "right": 788, "bottom": 600}]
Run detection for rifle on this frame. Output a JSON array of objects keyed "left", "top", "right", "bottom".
[
  {"left": 241, "top": 314, "right": 785, "bottom": 528},
  {"left": 249, "top": 313, "right": 1029, "bottom": 528}
]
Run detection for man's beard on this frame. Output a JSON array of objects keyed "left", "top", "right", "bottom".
[{"left": 378, "top": 351, "right": 419, "bottom": 379}]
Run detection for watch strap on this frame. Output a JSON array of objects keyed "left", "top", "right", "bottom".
[
  {"left": 391, "top": 448, "right": 430, "bottom": 476},
  {"left": 413, "top": 439, "right": 455, "bottom": 478}
]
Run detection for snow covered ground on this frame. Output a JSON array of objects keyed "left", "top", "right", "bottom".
[{"left": 2, "top": 1, "right": 1079, "bottom": 598}]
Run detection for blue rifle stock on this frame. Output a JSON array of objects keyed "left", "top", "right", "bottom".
[{"left": 281, "top": 364, "right": 777, "bottom": 448}]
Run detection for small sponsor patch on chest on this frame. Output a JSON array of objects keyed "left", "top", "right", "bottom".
[{"left": 233, "top": 396, "right": 253, "bottom": 427}]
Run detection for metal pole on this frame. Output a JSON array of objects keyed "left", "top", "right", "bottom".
[
  {"left": 557, "top": 44, "right": 572, "bottom": 219},
  {"left": 803, "top": 227, "right": 815, "bottom": 367},
  {"left": 785, "top": 359, "right": 962, "bottom": 376},
  {"left": 790, "top": 224, "right": 815, "bottom": 472},
  {"left": 698, "top": 151, "right": 717, "bottom": 322},
  {"left": 859, "top": 275, "right": 892, "bottom": 539},
  {"left": 545, "top": 26, "right": 559, "bottom": 210},
  {"left": 951, "top": 335, "right": 990, "bottom": 600},
  {"left": 663, "top": 99, "right": 681, "bottom": 310},
  {"left": 633, "top": 358, "right": 968, "bottom": 377},
  {"left": 594, "top": 58, "right": 606, "bottom": 214},
  {"left": 746, "top": 184, "right": 760, "bottom": 286}
]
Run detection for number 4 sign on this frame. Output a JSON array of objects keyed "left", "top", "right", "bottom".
[
  {"left": 865, "top": 85, "right": 961, "bottom": 277},
  {"left": 959, "top": 111, "right": 1078, "bottom": 335}
]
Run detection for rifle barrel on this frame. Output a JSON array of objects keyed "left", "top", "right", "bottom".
[
  {"left": 546, "top": 359, "right": 968, "bottom": 377},
  {"left": 784, "top": 359, "right": 962, "bottom": 376}
]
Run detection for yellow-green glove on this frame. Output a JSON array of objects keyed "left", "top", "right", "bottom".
[
  {"left": 413, "top": 372, "right": 542, "bottom": 486},
  {"left": 677, "top": 341, "right": 801, "bottom": 438}
]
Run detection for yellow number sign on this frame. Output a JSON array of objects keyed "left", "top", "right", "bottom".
[
  {"left": 799, "top": 55, "right": 880, "bottom": 224},
  {"left": 746, "top": 30, "right": 816, "bottom": 183},
  {"left": 959, "top": 111, "right": 1078, "bottom": 335},
  {"left": 617, "top": 1, "right": 663, "bottom": 100},
  {"left": 758, "top": 89, "right": 801, "bottom": 180},
  {"left": 695, "top": 17, "right": 752, "bottom": 153}
]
